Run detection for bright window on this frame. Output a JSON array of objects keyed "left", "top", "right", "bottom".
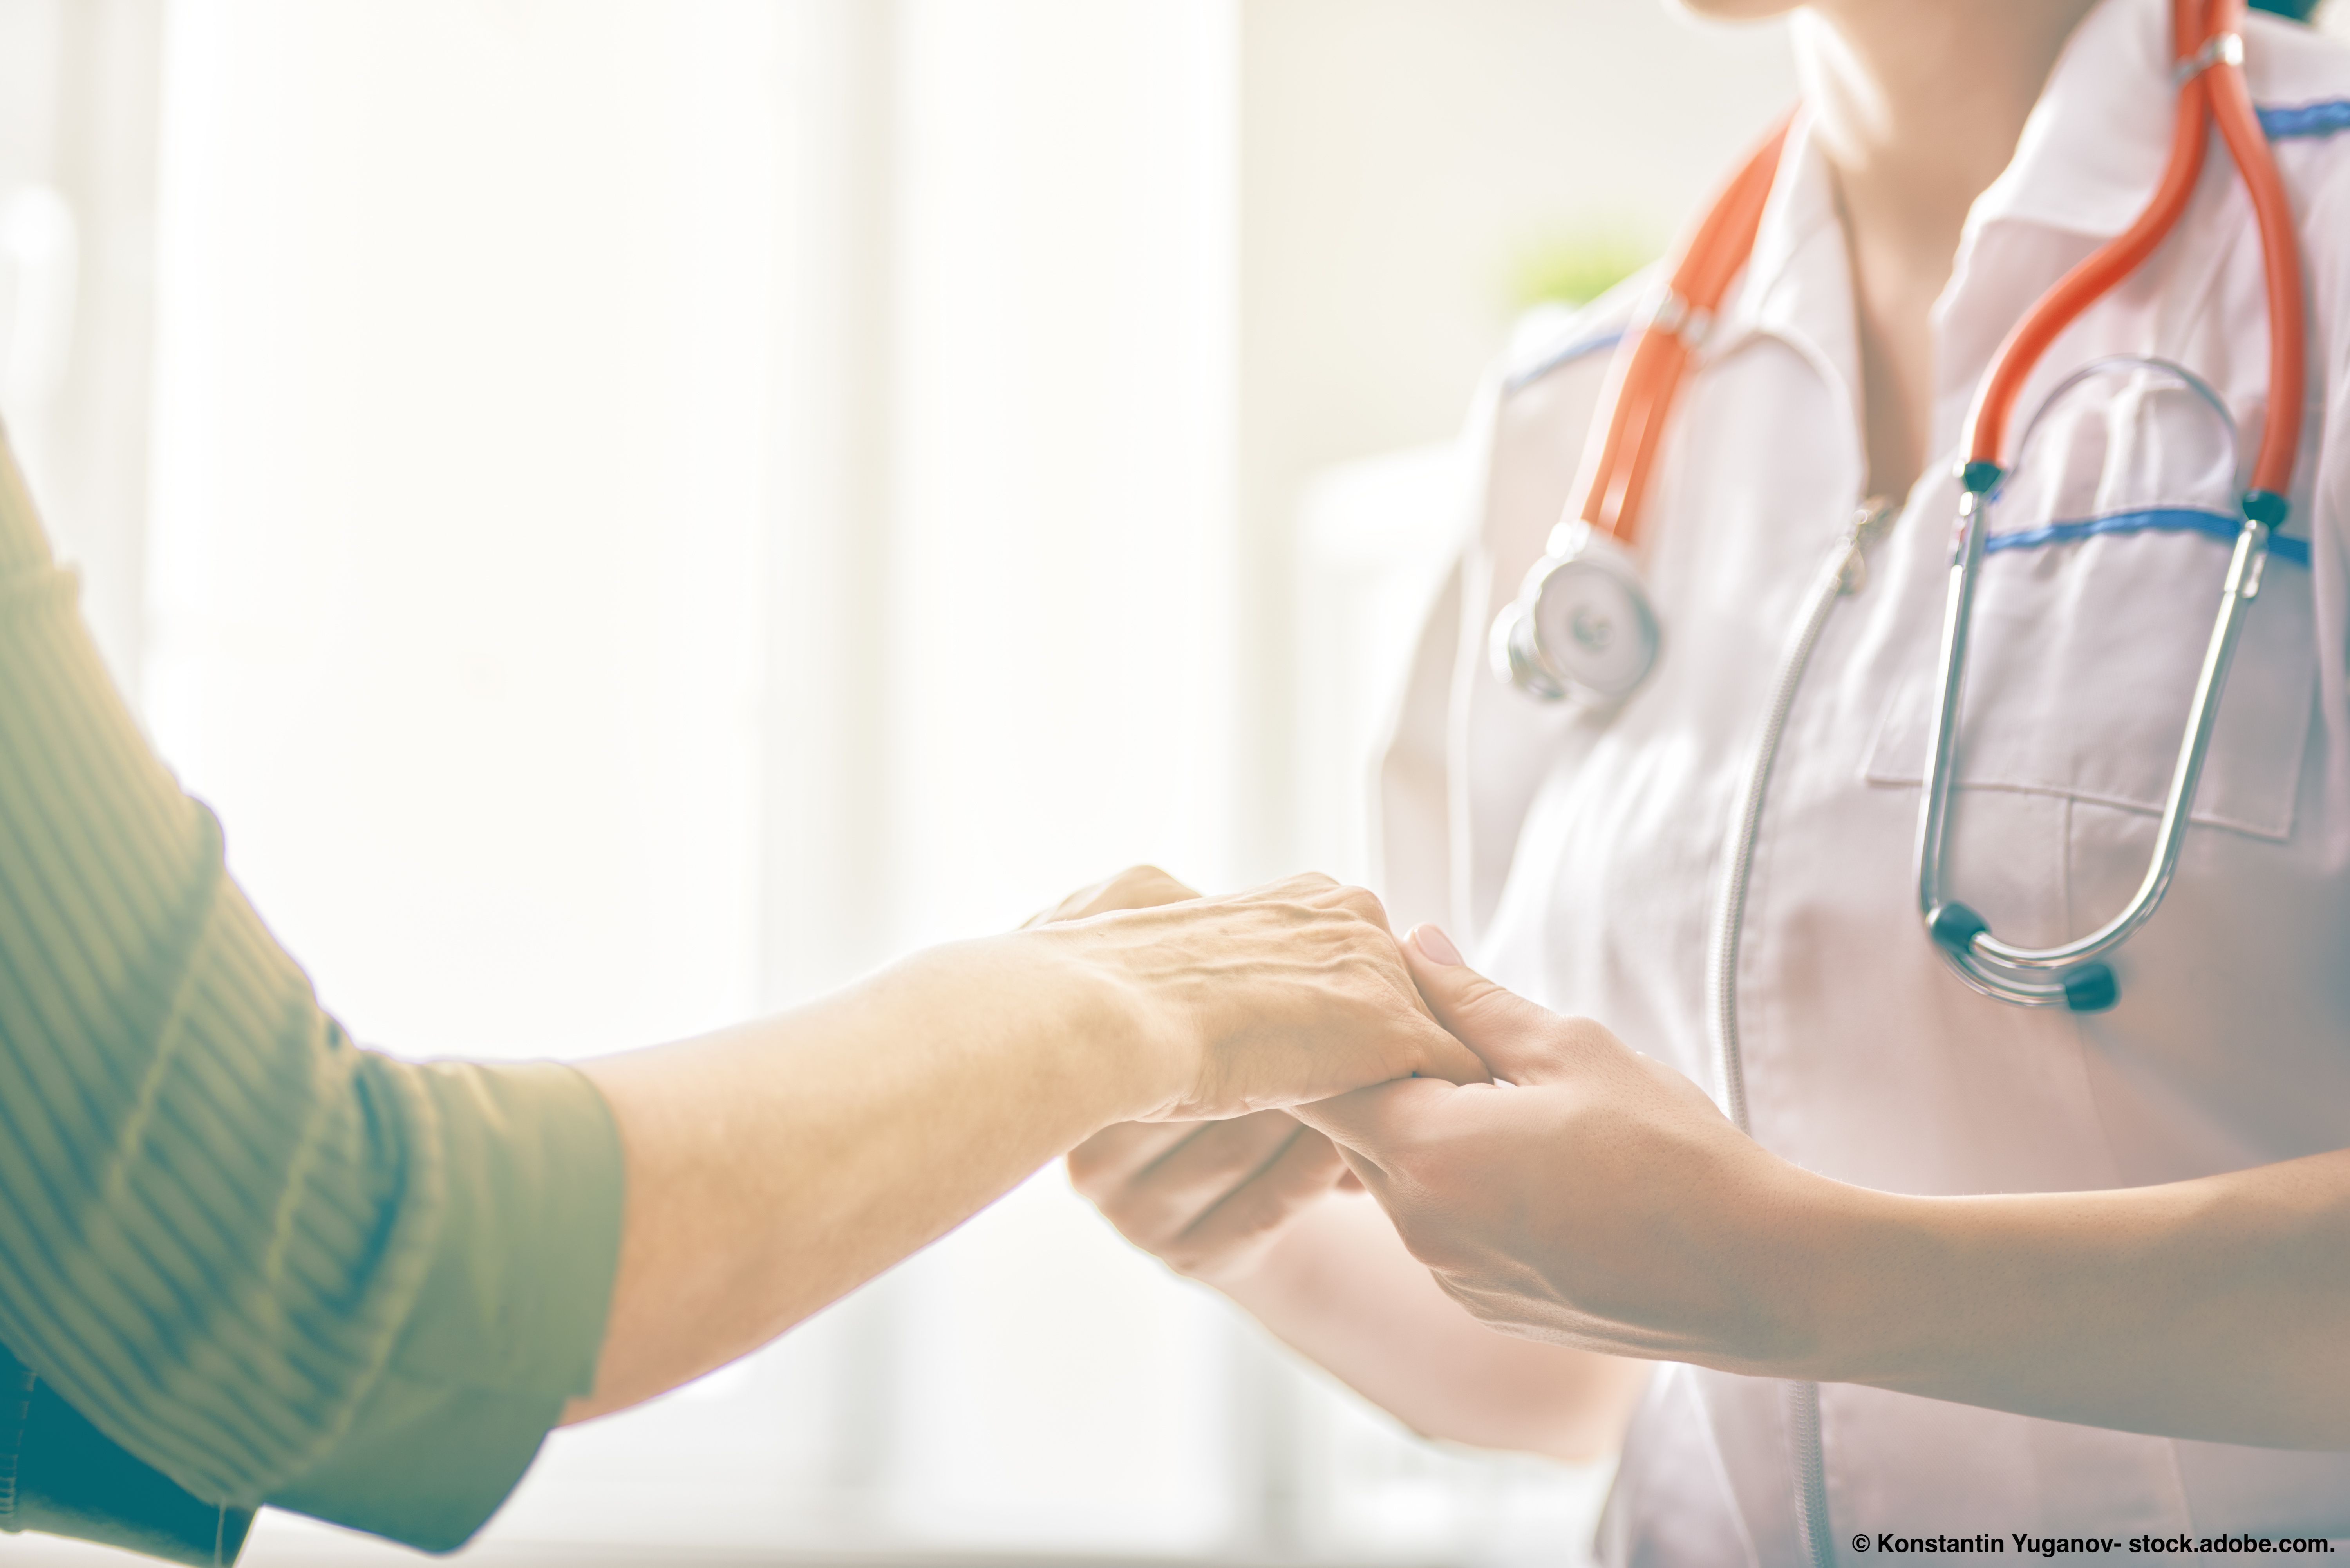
[{"left": 6, "top": 1, "right": 1805, "bottom": 1561}]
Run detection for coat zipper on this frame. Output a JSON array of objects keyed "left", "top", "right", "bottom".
[{"left": 1705, "top": 498, "right": 1891, "bottom": 1568}]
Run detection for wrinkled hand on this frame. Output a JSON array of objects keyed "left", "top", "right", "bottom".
[
  {"left": 1032, "top": 865, "right": 1485, "bottom": 1124},
  {"left": 1025, "top": 864, "right": 1201, "bottom": 927},
  {"left": 1045, "top": 868, "right": 1364, "bottom": 1275},
  {"left": 1295, "top": 927, "right": 1825, "bottom": 1373}
]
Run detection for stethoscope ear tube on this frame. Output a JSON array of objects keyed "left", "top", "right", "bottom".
[{"left": 1495, "top": 114, "right": 1793, "bottom": 710}]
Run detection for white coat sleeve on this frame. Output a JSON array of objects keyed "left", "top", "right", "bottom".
[{"left": 1369, "top": 291, "right": 1644, "bottom": 953}]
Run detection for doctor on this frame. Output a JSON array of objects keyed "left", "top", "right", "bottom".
[{"left": 1073, "top": 0, "right": 2350, "bottom": 1559}]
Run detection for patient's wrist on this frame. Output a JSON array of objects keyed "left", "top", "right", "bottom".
[{"left": 1000, "top": 924, "right": 1188, "bottom": 1128}]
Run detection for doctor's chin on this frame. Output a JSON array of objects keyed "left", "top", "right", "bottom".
[{"left": 4, "top": 1, "right": 2350, "bottom": 1566}]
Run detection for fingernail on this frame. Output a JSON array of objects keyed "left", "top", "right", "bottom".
[{"left": 1410, "top": 924, "right": 1463, "bottom": 966}]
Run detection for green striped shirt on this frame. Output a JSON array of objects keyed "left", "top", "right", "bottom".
[{"left": 0, "top": 426, "right": 624, "bottom": 1557}]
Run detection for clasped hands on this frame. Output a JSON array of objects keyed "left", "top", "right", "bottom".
[{"left": 1039, "top": 867, "right": 1835, "bottom": 1378}]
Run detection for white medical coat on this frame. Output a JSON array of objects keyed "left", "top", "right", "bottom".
[{"left": 1374, "top": 0, "right": 2350, "bottom": 1560}]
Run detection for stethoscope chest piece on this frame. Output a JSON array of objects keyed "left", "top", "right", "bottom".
[{"left": 1495, "top": 521, "right": 1661, "bottom": 705}]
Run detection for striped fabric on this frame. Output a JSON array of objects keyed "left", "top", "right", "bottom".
[
  {"left": 1985, "top": 504, "right": 2316, "bottom": 567},
  {"left": 2261, "top": 99, "right": 2350, "bottom": 140},
  {"left": 0, "top": 427, "right": 624, "bottom": 1555}
]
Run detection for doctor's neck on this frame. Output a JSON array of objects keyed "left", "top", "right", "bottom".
[
  {"left": 1795, "top": 0, "right": 2099, "bottom": 255},
  {"left": 1791, "top": 0, "right": 2103, "bottom": 495}
]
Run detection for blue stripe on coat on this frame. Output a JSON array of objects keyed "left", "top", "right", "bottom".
[
  {"left": 2260, "top": 99, "right": 2350, "bottom": 139},
  {"left": 1504, "top": 330, "right": 1624, "bottom": 393},
  {"left": 1987, "top": 505, "right": 2312, "bottom": 567}
]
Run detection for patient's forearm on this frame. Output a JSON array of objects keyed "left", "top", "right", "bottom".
[
  {"left": 563, "top": 932, "right": 1150, "bottom": 1422},
  {"left": 560, "top": 871, "right": 1482, "bottom": 1424},
  {"left": 1224, "top": 1193, "right": 1650, "bottom": 1463}
]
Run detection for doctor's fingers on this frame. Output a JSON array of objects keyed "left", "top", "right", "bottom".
[
  {"left": 1297, "top": 1109, "right": 1565, "bottom": 1300},
  {"left": 1074, "top": 1113, "right": 1312, "bottom": 1246},
  {"left": 1289, "top": 1075, "right": 1466, "bottom": 1181},
  {"left": 1067, "top": 1119, "right": 1207, "bottom": 1197},
  {"left": 1156, "top": 1125, "right": 1347, "bottom": 1279},
  {"left": 1070, "top": 1111, "right": 1290, "bottom": 1209},
  {"left": 1399, "top": 925, "right": 1600, "bottom": 1086}
]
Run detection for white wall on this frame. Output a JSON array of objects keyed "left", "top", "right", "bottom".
[
  {"left": 142, "top": 2, "right": 797, "bottom": 1549},
  {"left": 882, "top": 0, "right": 1242, "bottom": 943},
  {"left": 1236, "top": 1, "right": 1797, "bottom": 882},
  {"left": 0, "top": 0, "right": 163, "bottom": 695},
  {"left": 145, "top": 0, "right": 776, "bottom": 1064},
  {"left": 138, "top": 0, "right": 1267, "bottom": 1561},
  {"left": 859, "top": 0, "right": 1251, "bottom": 1550}
]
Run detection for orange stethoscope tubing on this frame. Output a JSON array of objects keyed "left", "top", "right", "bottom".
[
  {"left": 1565, "top": 116, "right": 1791, "bottom": 544},
  {"left": 1920, "top": 0, "right": 2311, "bottom": 1012},
  {"left": 1963, "top": 0, "right": 2305, "bottom": 515},
  {"left": 1572, "top": 0, "right": 2307, "bottom": 547}
]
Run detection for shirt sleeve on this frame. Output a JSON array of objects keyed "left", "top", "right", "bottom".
[{"left": 0, "top": 428, "right": 626, "bottom": 1554}]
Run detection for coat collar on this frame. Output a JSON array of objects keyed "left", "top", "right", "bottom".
[
  {"left": 1965, "top": 0, "right": 2178, "bottom": 245},
  {"left": 1705, "top": 0, "right": 2182, "bottom": 483}
]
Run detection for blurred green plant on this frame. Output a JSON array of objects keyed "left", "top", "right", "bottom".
[{"left": 1509, "top": 228, "right": 1662, "bottom": 311}]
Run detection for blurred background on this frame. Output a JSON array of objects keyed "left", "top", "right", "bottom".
[{"left": 0, "top": 2, "right": 1825, "bottom": 1564}]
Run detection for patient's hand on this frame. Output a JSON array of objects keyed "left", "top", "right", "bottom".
[
  {"left": 1026, "top": 863, "right": 1200, "bottom": 926},
  {"left": 1029, "top": 867, "right": 1486, "bottom": 1121},
  {"left": 1045, "top": 865, "right": 1384, "bottom": 1274}
]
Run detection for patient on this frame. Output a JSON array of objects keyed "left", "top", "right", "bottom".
[{"left": 0, "top": 429, "right": 1483, "bottom": 1563}]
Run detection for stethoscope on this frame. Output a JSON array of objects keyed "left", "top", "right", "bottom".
[{"left": 1491, "top": 0, "right": 2306, "bottom": 1013}]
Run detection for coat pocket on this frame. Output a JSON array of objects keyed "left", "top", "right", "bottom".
[{"left": 1864, "top": 520, "right": 2316, "bottom": 845}]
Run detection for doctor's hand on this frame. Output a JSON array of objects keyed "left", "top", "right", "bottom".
[
  {"left": 1294, "top": 926, "right": 1827, "bottom": 1372},
  {"left": 1068, "top": 1112, "right": 1348, "bottom": 1287}
]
